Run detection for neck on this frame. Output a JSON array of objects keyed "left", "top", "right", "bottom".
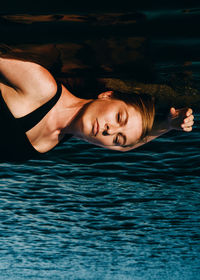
[{"left": 55, "top": 86, "right": 93, "bottom": 137}]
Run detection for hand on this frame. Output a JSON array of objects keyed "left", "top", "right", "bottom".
[{"left": 168, "top": 107, "right": 194, "bottom": 132}]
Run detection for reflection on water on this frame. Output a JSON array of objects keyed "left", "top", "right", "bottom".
[{"left": 0, "top": 3, "right": 200, "bottom": 280}]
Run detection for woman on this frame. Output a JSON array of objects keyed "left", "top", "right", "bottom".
[{"left": 0, "top": 57, "right": 194, "bottom": 161}]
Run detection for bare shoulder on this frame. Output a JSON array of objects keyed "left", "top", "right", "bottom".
[
  {"left": 0, "top": 57, "right": 57, "bottom": 99},
  {"left": 28, "top": 62, "right": 57, "bottom": 99}
]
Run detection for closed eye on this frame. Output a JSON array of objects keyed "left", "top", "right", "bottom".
[
  {"left": 114, "top": 134, "right": 121, "bottom": 146},
  {"left": 117, "top": 111, "right": 128, "bottom": 126},
  {"left": 117, "top": 112, "right": 122, "bottom": 124},
  {"left": 114, "top": 133, "right": 126, "bottom": 146},
  {"left": 117, "top": 113, "right": 120, "bottom": 123}
]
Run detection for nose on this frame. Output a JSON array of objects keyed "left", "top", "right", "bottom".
[{"left": 103, "top": 123, "right": 119, "bottom": 136}]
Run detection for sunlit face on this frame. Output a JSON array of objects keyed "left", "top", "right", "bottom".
[{"left": 73, "top": 92, "right": 143, "bottom": 151}]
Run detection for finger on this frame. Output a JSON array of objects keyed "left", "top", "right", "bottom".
[
  {"left": 186, "top": 108, "right": 193, "bottom": 116},
  {"left": 184, "top": 115, "right": 194, "bottom": 123},
  {"left": 182, "top": 120, "right": 194, "bottom": 128},
  {"left": 188, "top": 120, "right": 194, "bottom": 126},
  {"left": 170, "top": 107, "right": 176, "bottom": 116},
  {"left": 183, "top": 126, "right": 193, "bottom": 132}
]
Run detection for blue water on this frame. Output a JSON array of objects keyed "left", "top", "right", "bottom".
[{"left": 0, "top": 115, "right": 199, "bottom": 280}]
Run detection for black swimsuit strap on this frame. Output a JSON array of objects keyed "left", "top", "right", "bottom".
[{"left": 15, "top": 82, "right": 62, "bottom": 132}]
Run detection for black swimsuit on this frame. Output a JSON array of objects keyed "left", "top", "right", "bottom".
[{"left": 0, "top": 82, "right": 72, "bottom": 161}]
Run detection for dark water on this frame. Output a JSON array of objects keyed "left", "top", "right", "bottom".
[{"left": 0, "top": 3, "right": 200, "bottom": 280}]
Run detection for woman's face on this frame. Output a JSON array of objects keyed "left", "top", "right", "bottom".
[{"left": 73, "top": 92, "right": 143, "bottom": 151}]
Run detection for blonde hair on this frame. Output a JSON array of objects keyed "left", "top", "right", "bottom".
[{"left": 111, "top": 91, "right": 155, "bottom": 143}]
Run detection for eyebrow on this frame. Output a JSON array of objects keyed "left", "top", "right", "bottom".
[{"left": 121, "top": 110, "right": 129, "bottom": 146}]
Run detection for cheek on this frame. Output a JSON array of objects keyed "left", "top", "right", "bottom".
[
  {"left": 86, "top": 134, "right": 113, "bottom": 147},
  {"left": 103, "top": 107, "right": 116, "bottom": 120},
  {"left": 95, "top": 102, "right": 116, "bottom": 119},
  {"left": 97, "top": 135, "right": 113, "bottom": 146}
]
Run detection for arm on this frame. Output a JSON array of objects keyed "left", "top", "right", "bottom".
[
  {"left": 0, "top": 57, "right": 56, "bottom": 96},
  {"left": 134, "top": 107, "right": 194, "bottom": 149}
]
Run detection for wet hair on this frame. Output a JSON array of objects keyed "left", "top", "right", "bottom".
[{"left": 111, "top": 91, "right": 155, "bottom": 145}]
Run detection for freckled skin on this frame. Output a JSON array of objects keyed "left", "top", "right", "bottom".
[
  {"left": 69, "top": 93, "right": 195, "bottom": 152},
  {"left": 71, "top": 95, "right": 143, "bottom": 152}
]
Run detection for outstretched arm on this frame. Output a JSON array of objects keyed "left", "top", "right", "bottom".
[{"left": 134, "top": 107, "right": 194, "bottom": 149}]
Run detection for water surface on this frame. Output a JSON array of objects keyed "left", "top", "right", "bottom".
[{"left": 0, "top": 116, "right": 199, "bottom": 280}]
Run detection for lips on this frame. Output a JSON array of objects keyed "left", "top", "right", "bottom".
[{"left": 93, "top": 118, "right": 99, "bottom": 136}]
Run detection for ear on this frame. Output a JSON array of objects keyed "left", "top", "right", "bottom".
[{"left": 98, "top": 91, "right": 114, "bottom": 99}]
